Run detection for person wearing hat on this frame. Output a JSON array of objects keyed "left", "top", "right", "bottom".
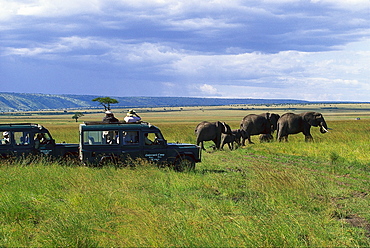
[
  {"left": 124, "top": 109, "right": 141, "bottom": 123},
  {"left": 1, "top": 131, "right": 10, "bottom": 144},
  {"left": 102, "top": 110, "right": 119, "bottom": 123}
]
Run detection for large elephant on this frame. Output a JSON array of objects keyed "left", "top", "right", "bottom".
[
  {"left": 277, "top": 112, "right": 329, "bottom": 142},
  {"left": 240, "top": 113, "right": 280, "bottom": 145},
  {"left": 195, "top": 121, "right": 232, "bottom": 150}
]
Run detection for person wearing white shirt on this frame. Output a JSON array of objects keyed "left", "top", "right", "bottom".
[{"left": 124, "top": 109, "right": 141, "bottom": 123}]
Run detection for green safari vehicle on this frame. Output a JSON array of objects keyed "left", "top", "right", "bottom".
[
  {"left": 79, "top": 122, "right": 201, "bottom": 171},
  {"left": 0, "top": 123, "right": 79, "bottom": 159}
]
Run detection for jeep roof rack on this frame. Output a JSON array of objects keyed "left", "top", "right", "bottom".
[
  {"left": 0, "top": 123, "right": 43, "bottom": 128},
  {"left": 0, "top": 123, "right": 46, "bottom": 130},
  {"left": 83, "top": 121, "right": 150, "bottom": 126}
]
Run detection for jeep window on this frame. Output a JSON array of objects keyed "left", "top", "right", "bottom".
[
  {"left": 83, "top": 130, "right": 119, "bottom": 145},
  {"left": 14, "top": 132, "right": 30, "bottom": 146},
  {"left": 34, "top": 132, "right": 52, "bottom": 148},
  {"left": 145, "top": 132, "right": 164, "bottom": 145},
  {"left": 122, "top": 131, "right": 139, "bottom": 145},
  {"left": 1, "top": 131, "right": 11, "bottom": 145}
]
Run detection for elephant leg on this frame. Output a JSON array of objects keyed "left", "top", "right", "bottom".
[
  {"left": 240, "top": 131, "right": 247, "bottom": 146},
  {"left": 303, "top": 130, "right": 313, "bottom": 142},
  {"left": 244, "top": 131, "right": 254, "bottom": 144},
  {"left": 213, "top": 140, "right": 218, "bottom": 149},
  {"left": 213, "top": 138, "right": 221, "bottom": 149},
  {"left": 220, "top": 137, "right": 227, "bottom": 150},
  {"left": 197, "top": 140, "right": 204, "bottom": 150},
  {"left": 200, "top": 141, "right": 206, "bottom": 150},
  {"left": 305, "top": 135, "right": 313, "bottom": 142},
  {"left": 279, "top": 135, "right": 288, "bottom": 142},
  {"left": 227, "top": 142, "right": 232, "bottom": 150}
]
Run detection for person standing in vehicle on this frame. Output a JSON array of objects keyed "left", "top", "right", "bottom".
[
  {"left": 102, "top": 110, "right": 119, "bottom": 123},
  {"left": 1, "top": 131, "right": 10, "bottom": 144},
  {"left": 124, "top": 109, "right": 141, "bottom": 123}
]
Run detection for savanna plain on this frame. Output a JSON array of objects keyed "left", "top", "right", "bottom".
[{"left": 1, "top": 103, "right": 370, "bottom": 247}]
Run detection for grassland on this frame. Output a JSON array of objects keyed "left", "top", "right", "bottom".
[{"left": 0, "top": 103, "right": 369, "bottom": 247}]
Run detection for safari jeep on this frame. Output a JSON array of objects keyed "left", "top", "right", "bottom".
[
  {"left": 79, "top": 122, "right": 201, "bottom": 171},
  {"left": 0, "top": 123, "right": 79, "bottom": 159}
]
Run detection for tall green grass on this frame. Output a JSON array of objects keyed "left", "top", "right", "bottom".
[
  {"left": 1, "top": 151, "right": 368, "bottom": 247},
  {"left": 0, "top": 111, "right": 369, "bottom": 246}
]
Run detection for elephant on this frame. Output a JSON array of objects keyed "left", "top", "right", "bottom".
[
  {"left": 240, "top": 113, "right": 280, "bottom": 145},
  {"left": 220, "top": 129, "right": 242, "bottom": 150},
  {"left": 231, "top": 129, "right": 242, "bottom": 146},
  {"left": 220, "top": 133, "right": 236, "bottom": 150},
  {"left": 277, "top": 112, "right": 329, "bottom": 142},
  {"left": 195, "top": 121, "right": 232, "bottom": 150}
]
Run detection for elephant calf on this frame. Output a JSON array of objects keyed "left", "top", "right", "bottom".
[
  {"left": 220, "top": 129, "right": 242, "bottom": 150},
  {"left": 220, "top": 133, "right": 236, "bottom": 150}
]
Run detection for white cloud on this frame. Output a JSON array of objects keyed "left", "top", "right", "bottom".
[
  {"left": 15, "top": 0, "right": 101, "bottom": 16},
  {"left": 168, "top": 17, "right": 238, "bottom": 31},
  {"left": 1, "top": 0, "right": 369, "bottom": 101},
  {"left": 313, "top": 0, "right": 370, "bottom": 10},
  {"left": 4, "top": 35, "right": 368, "bottom": 101},
  {"left": 171, "top": 51, "right": 307, "bottom": 80},
  {"left": 3, "top": 36, "right": 105, "bottom": 57},
  {"left": 2, "top": 36, "right": 182, "bottom": 65},
  {"left": 198, "top": 84, "right": 219, "bottom": 96}
]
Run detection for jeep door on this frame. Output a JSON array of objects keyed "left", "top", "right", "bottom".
[
  {"left": 120, "top": 130, "right": 141, "bottom": 163},
  {"left": 142, "top": 131, "right": 168, "bottom": 164},
  {"left": 33, "top": 131, "right": 56, "bottom": 156},
  {"left": 81, "top": 129, "right": 122, "bottom": 165}
]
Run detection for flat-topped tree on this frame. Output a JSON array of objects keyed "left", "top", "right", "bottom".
[
  {"left": 72, "top": 112, "right": 84, "bottom": 122},
  {"left": 92, "top": 97, "right": 119, "bottom": 111}
]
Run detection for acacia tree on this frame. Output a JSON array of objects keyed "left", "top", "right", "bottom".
[
  {"left": 92, "top": 97, "right": 119, "bottom": 111},
  {"left": 72, "top": 112, "right": 84, "bottom": 122}
]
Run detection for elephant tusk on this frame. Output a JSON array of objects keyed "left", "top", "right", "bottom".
[{"left": 321, "top": 126, "right": 329, "bottom": 132}]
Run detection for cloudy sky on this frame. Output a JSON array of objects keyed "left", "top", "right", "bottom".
[{"left": 1, "top": 0, "right": 369, "bottom": 101}]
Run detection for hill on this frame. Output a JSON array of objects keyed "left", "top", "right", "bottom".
[{"left": 0, "top": 92, "right": 309, "bottom": 112}]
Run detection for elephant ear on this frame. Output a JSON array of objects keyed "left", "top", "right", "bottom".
[
  {"left": 221, "top": 122, "right": 231, "bottom": 133},
  {"left": 221, "top": 122, "right": 227, "bottom": 133},
  {"left": 303, "top": 112, "right": 318, "bottom": 127},
  {"left": 314, "top": 113, "right": 324, "bottom": 123}
]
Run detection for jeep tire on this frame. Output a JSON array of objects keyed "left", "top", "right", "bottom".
[{"left": 174, "top": 155, "right": 195, "bottom": 172}]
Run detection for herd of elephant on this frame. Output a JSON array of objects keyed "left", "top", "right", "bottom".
[{"left": 195, "top": 112, "right": 330, "bottom": 150}]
